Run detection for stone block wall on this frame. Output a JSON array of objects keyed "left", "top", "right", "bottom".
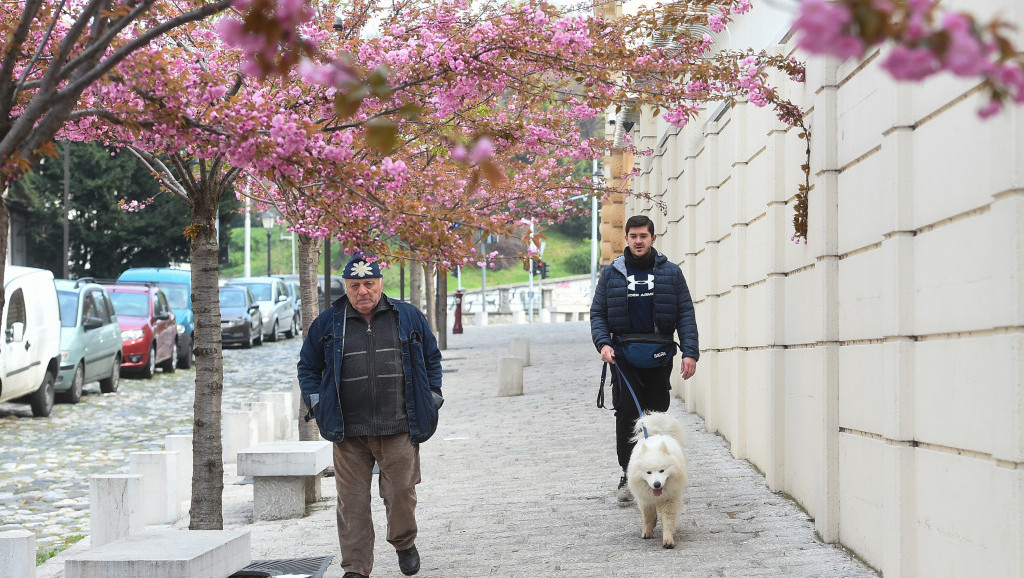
[{"left": 622, "top": 1, "right": 1024, "bottom": 575}]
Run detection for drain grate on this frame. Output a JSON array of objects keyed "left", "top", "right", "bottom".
[{"left": 230, "top": 555, "right": 333, "bottom": 578}]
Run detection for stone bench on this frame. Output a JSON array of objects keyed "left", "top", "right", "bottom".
[
  {"left": 549, "top": 307, "right": 589, "bottom": 322},
  {"left": 236, "top": 441, "right": 332, "bottom": 520},
  {"left": 63, "top": 529, "right": 250, "bottom": 578}
]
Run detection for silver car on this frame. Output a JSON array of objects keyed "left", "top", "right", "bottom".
[{"left": 224, "top": 277, "right": 296, "bottom": 342}]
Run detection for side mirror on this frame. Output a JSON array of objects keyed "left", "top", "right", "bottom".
[
  {"left": 83, "top": 317, "right": 104, "bottom": 330},
  {"left": 6, "top": 322, "right": 24, "bottom": 343},
  {"left": 278, "top": 294, "right": 288, "bottom": 303},
  {"left": 249, "top": 304, "right": 260, "bottom": 312},
  {"left": 154, "top": 311, "right": 170, "bottom": 320}
]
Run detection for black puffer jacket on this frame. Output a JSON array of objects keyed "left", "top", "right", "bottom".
[{"left": 590, "top": 250, "right": 700, "bottom": 361}]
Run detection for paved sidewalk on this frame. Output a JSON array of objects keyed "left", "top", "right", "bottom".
[{"left": 228, "top": 321, "right": 878, "bottom": 578}]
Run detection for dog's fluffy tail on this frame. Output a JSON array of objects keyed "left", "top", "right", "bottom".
[{"left": 632, "top": 412, "right": 686, "bottom": 446}]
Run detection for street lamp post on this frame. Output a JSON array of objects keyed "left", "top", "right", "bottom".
[{"left": 260, "top": 211, "right": 274, "bottom": 276}]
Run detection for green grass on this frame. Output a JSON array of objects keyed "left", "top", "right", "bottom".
[
  {"left": 220, "top": 226, "right": 593, "bottom": 295},
  {"left": 36, "top": 534, "right": 85, "bottom": 566}
]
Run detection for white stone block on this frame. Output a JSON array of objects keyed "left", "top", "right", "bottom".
[
  {"left": 0, "top": 528, "right": 35, "bottom": 578},
  {"left": 89, "top": 474, "right": 143, "bottom": 548},
  {"left": 164, "top": 435, "right": 192, "bottom": 507},
  {"left": 128, "top": 451, "right": 178, "bottom": 525},
  {"left": 508, "top": 337, "right": 531, "bottom": 367},
  {"left": 497, "top": 356, "right": 524, "bottom": 397},
  {"left": 260, "top": 391, "right": 293, "bottom": 441},
  {"left": 222, "top": 409, "right": 253, "bottom": 464},
  {"left": 63, "top": 529, "right": 250, "bottom": 578},
  {"left": 512, "top": 310, "right": 525, "bottom": 324},
  {"left": 539, "top": 309, "right": 551, "bottom": 323},
  {"left": 237, "top": 441, "right": 332, "bottom": 521},
  {"left": 475, "top": 311, "right": 488, "bottom": 326},
  {"left": 244, "top": 401, "right": 275, "bottom": 444}
]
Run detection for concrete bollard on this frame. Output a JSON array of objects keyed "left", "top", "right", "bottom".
[
  {"left": 223, "top": 409, "right": 253, "bottom": 464},
  {"left": 244, "top": 401, "right": 275, "bottom": 444},
  {"left": 509, "top": 337, "right": 531, "bottom": 367},
  {"left": 0, "top": 528, "right": 36, "bottom": 578},
  {"left": 497, "top": 356, "right": 524, "bottom": 397},
  {"left": 260, "top": 392, "right": 293, "bottom": 441},
  {"left": 89, "top": 474, "right": 143, "bottom": 547},
  {"left": 512, "top": 311, "right": 526, "bottom": 324},
  {"left": 539, "top": 309, "right": 551, "bottom": 323},
  {"left": 164, "top": 434, "right": 193, "bottom": 507},
  {"left": 128, "top": 451, "right": 179, "bottom": 525}
]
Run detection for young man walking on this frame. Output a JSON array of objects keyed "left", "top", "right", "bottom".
[
  {"left": 590, "top": 215, "right": 699, "bottom": 501},
  {"left": 298, "top": 253, "right": 444, "bottom": 577}
]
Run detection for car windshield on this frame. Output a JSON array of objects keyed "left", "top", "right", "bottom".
[
  {"left": 57, "top": 290, "right": 79, "bottom": 328},
  {"left": 220, "top": 290, "right": 246, "bottom": 308},
  {"left": 109, "top": 292, "right": 149, "bottom": 317},
  {"left": 233, "top": 283, "right": 271, "bottom": 301},
  {"left": 156, "top": 282, "right": 190, "bottom": 309}
]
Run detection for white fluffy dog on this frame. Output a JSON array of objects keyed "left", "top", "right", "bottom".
[{"left": 625, "top": 412, "right": 688, "bottom": 548}]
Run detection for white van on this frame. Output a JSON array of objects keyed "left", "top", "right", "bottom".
[{"left": 0, "top": 266, "right": 61, "bottom": 417}]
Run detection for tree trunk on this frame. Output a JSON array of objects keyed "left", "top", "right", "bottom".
[
  {"left": 424, "top": 262, "right": 436, "bottom": 330},
  {"left": 189, "top": 182, "right": 225, "bottom": 530},
  {"left": 436, "top": 272, "right": 448, "bottom": 350},
  {"left": 0, "top": 200, "right": 9, "bottom": 316},
  {"left": 296, "top": 233, "right": 322, "bottom": 442},
  {"left": 409, "top": 261, "right": 423, "bottom": 312}
]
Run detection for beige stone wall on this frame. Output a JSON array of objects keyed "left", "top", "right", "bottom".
[{"left": 625, "top": 1, "right": 1024, "bottom": 576}]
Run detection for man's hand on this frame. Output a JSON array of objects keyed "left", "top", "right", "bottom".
[
  {"left": 680, "top": 357, "right": 697, "bottom": 380},
  {"left": 600, "top": 344, "right": 616, "bottom": 364}
]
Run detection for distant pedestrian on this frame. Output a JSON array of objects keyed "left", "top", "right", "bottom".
[
  {"left": 297, "top": 252, "right": 444, "bottom": 578},
  {"left": 590, "top": 215, "right": 699, "bottom": 502}
]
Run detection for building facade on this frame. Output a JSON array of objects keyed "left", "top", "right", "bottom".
[{"left": 619, "top": 1, "right": 1024, "bottom": 576}]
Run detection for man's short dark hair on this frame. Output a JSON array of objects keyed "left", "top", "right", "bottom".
[{"left": 624, "top": 215, "right": 655, "bottom": 236}]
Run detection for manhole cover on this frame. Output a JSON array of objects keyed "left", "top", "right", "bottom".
[{"left": 230, "top": 555, "right": 333, "bottom": 578}]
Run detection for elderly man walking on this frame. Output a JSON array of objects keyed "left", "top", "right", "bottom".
[{"left": 298, "top": 253, "right": 444, "bottom": 577}]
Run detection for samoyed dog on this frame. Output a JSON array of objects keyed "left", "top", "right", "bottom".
[{"left": 625, "top": 412, "right": 688, "bottom": 548}]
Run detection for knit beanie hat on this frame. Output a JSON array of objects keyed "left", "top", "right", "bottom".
[{"left": 342, "top": 252, "right": 382, "bottom": 279}]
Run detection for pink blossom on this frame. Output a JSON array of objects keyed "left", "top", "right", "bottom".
[
  {"left": 941, "top": 13, "right": 990, "bottom": 77},
  {"left": 792, "top": 0, "right": 865, "bottom": 60},
  {"left": 881, "top": 45, "right": 941, "bottom": 81}
]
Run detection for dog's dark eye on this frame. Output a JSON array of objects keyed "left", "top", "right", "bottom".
[
  {"left": 659, "top": 469, "right": 665, "bottom": 473},
  {"left": 646, "top": 471, "right": 652, "bottom": 474}
]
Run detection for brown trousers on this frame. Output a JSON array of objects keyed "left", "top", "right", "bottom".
[{"left": 333, "top": 433, "right": 420, "bottom": 576}]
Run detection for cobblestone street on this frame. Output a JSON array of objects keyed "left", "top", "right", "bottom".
[{"left": 0, "top": 335, "right": 302, "bottom": 558}]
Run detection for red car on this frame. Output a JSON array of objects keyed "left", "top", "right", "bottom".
[{"left": 102, "top": 283, "right": 179, "bottom": 378}]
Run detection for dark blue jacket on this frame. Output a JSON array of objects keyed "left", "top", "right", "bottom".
[
  {"left": 590, "top": 251, "right": 700, "bottom": 361},
  {"left": 297, "top": 294, "right": 443, "bottom": 444}
]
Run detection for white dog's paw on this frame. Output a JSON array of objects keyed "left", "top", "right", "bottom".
[{"left": 662, "top": 537, "right": 675, "bottom": 549}]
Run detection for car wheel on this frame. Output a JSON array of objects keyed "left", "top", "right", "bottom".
[
  {"left": 268, "top": 320, "right": 279, "bottom": 342},
  {"left": 284, "top": 316, "right": 295, "bottom": 339},
  {"left": 31, "top": 371, "right": 56, "bottom": 418},
  {"left": 177, "top": 336, "right": 194, "bottom": 369},
  {"left": 161, "top": 340, "right": 178, "bottom": 373},
  {"left": 242, "top": 328, "right": 254, "bottom": 349},
  {"left": 254, "top": 321, "right": 264, "bottom": 346},
  {"left": 142, "top": 344, "right": 156, "bottom": 379},
  {"left": 100, "top": 355, "right": 120, "bottom": 393},
  {"left": 59, "top": 363, "right": 85, "bottom": 404}
]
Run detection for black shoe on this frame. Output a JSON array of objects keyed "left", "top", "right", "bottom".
[
  {"left": 616, "top": 473, "right": 633, "bottom": 502},
  {"left": 343, "top": 573, "right": 368, "bottom": 578},
  {"left": 397, "top": 545, "right": 420, "bottom": 576}
]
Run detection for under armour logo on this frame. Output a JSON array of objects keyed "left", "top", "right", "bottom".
[{"left": 627, "top": 274, "right": 655, "bottom": 291}]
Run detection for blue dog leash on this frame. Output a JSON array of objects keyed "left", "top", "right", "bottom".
[{"left": 600, "top": 362, "right": 649, "bottom": 439}]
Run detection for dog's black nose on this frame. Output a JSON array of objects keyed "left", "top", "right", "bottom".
[{"left": 653, "top": 481, "right": 662, "bottom": 489}]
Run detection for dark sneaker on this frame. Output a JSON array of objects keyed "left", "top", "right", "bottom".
[
  {"left": 616, "top": 473, "right": 633, "bottom": 502},
  {"left": 397, "top": 545, "right": 420, "bottom": 576}
]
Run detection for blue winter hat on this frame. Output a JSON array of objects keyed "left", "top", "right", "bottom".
[{"left": 342, "top": 252, "right": 383, "bottom": 279}]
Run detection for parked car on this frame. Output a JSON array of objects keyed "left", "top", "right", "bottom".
[
  {"left": 219, "top": 286, "right": 263, "bottom": 348},
  {"left": 274, "top": 273, "right": 343, "bottom": 312},
  {"left": 0, "top": 266, "right": 62, "bottom": 417},
  {"left": 224, "top": 276, "right": 296, "bottom": 342},
  {"left": 54, "top": 278, "right": 123, "bottom": 402},
  {"left": 103, "top": 283, "right": 178, "bottom": 378},
  {"left": 276, "top": 277, "right": 302, "bottom": 332},
  {"left": 117, "top": 268, "right": 194, "bottom": 369}
]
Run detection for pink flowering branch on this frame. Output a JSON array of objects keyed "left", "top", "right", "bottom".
[{"left": 792, "top": 0, "right": 1024, "bottom": 117}]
